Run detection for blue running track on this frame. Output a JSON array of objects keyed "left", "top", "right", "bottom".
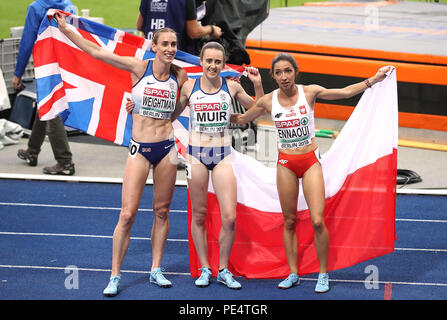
[{"left": 1, "top": 179, "right": 446, "bottom": 311}]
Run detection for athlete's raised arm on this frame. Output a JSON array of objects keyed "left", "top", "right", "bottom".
[
  {"left": 231, "top": 93, "right": 272, "bottom": 125},
  {"left": 54, "top": 12, "right": 145, "bottom": 82},
  {"left": 229, "top": 66, "right": 264, "bottom": 110},
  {"left": 309, "top": 67, "right": 391, "bottom": 102}
]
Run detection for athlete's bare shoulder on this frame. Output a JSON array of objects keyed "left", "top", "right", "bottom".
[
  {"left": 180, "top": 78, "right": 195, "bottom": 97},
  {"left": 257, "top": 92, "right": 274, "bottom": 112},
  {"left": 302, "top": 84, "right": 324, "bottom": 104},
  {"left": 176, "top": 67, "right": 189, "bottom": 87},
  {"left": 225, "top": 77, "right": 244, "bottom": 95},
  {"left": 303, "top": 84, "right": 323, "bottom": 93}
]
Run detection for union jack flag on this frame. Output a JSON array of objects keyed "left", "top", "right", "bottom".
[{"left": 33, "top": 9, "right": 245, "bottom": 157}]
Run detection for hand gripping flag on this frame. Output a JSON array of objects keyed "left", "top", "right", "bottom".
[
  {"left": 188, "top": 67, "right": 398, "bottom": 279},
  {"left": 33, "top": 10, "right": 244, "bottom": 152}
]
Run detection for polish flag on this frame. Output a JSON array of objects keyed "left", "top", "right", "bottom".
[{"left": 188, "top": 67, "right": 398, "bottom": 278}]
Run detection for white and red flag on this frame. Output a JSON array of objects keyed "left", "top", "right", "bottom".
[{"left": 188, "top": 67, "right": 398, "bottom": 279}]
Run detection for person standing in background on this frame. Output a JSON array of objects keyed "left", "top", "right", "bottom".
[{"left": 14, "top": 0, "right": 76, "bottom": 175}]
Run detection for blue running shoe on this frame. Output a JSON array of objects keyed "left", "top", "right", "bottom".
[
  {"left": 315, "top": 273, "right": 330, "bottom": 293},
  {"left": 103, "top": 275, "right": 120, "bottom": 297},
  {"left": 195, "top": 267, "right": 212, "bottom": 287},
  {"left": 150, "top": 267, "right": 172, "bottom": 288},
  {"left": 278, "top": 273, "right": 300, "bottom": 289},
  {"left": 217, "top": 268, "right": 241, "bottom": 290}
]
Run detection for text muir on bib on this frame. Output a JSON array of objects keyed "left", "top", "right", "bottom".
[{"left": 193, "top": 102, "right": 229, "bottom": 133}]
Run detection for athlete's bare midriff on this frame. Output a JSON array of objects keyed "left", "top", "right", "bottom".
[
  {"left": 278, "top": 138, "right": 318, "bottom": 155},
  {"left": 188, "top": 130, "right": 231, "bottom": 148},
  {"left": 131, "top": 114, "right": 174, "bottom": 142}
]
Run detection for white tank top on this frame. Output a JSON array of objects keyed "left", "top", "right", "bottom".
[
  {"left": 189, "top": 77, "right": 233, "bottom": 133},
  {"left": 132, "top": 60, "right": 178, "bottom": 120},
  {"left": 271, "top": 85, "right": 315, "bottom": 149}
]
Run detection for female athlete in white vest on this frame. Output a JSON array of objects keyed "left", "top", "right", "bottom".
[
  {"left": 172, "top": 42, "right": 264, "bottom": 289},
  {"left": 55, "top": 13, "right": 188, "bottom": 296}
]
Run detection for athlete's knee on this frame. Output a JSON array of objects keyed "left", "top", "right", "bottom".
[
  {"left": 153, "top": 203, "right": 170, "bottom": 221},
  {"left": 119, "top": 208, "right": 137, "bottom": 228},
  {"left": 221, "top": 213, "right": 236, "bottom": 231},
  {"left": 283, "top": 212, "right": 297, "bottom": 231},
  {"left": 311, "top": 216, "right": 326, "bottom": 231},
  {"left": 192, "top": 207, "right": 208, "bottom": 226}
]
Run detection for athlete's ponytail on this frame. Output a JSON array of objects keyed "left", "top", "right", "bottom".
[{"left": 170, "top": 63, "right": 181, "bottom": 78}]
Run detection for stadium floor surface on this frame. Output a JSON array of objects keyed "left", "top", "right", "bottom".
[{"left": 1, "top": 179, "right": 446, "bottom": 303}]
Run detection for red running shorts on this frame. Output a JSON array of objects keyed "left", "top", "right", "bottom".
[{"left": 277, "top": 148, "right": 321, "bottom": 178}]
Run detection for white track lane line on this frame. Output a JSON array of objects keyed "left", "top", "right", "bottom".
[
  {"left": 1, "top": 202, "right": 446, "bottom": 222},
  {"left": 1, "top": 172, "right": 446, "bottom": 195},
  {"left": 0, "top": 231, "right": 187, "bottom": 242},
  {"left": 1, "top": 201, "right": 447, "bottom": 251},
  {"left": 0, "top": 264, "right": 446, "bottom": 287},
  {"left": 1, "top": 231, "right": 446, "bottom": 252},
  {"left": 0, "top": 264, "right": 189, "bottom": 276},
  {"left": 0, "top": 202, "right": 187, "bottom": 213}
]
